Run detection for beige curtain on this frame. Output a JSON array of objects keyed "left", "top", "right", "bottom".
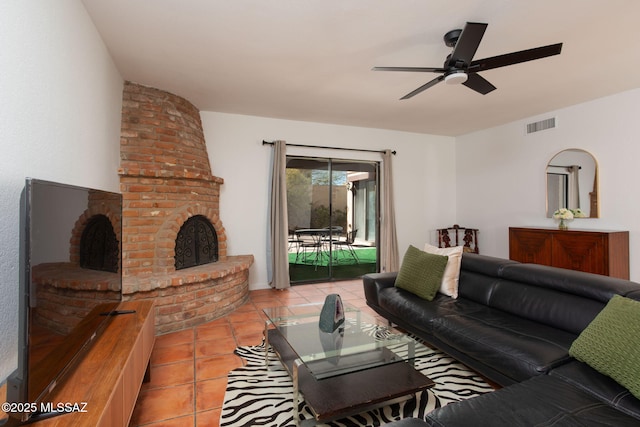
[
  {"left": 568, "top": 165, "right": 581, "bottom": 210},
  {"left": 268, "top": 140, "right": 290, "bottom": 289},
  {"left": 380, "top": 149, "right": 399, "bottom": 272}
]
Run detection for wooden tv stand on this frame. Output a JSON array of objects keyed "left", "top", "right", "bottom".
[{"left": 30, "top": 300, "right": 155, "bottom": 427}]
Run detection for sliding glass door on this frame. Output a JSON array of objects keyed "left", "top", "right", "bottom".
[{"left": 286, "top": 156, "right": 379, "bottom": 283}]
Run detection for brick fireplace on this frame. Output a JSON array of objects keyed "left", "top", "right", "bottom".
[{"left": 119, "top": 82, "right": 253, "bottom": 334}]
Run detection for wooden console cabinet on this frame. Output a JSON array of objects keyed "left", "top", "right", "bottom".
[
  {"left": 33, "top": 300, "right": 155, "bottom": 427},
  {"left": 509, "top": 227, "right": 629, "bottom": 279}
]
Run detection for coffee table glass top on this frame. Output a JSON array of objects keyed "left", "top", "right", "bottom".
[{"left": 263, "top": 303, "right": 430, "bottom": 380}]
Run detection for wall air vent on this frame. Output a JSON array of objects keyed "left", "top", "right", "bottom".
[{"left": 526, "top": 117, "right": 556, "bottom": 134}]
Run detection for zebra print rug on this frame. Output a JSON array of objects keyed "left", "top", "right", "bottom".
[{"left": 220, "top": 341, "right": 493, "bottom": 427}]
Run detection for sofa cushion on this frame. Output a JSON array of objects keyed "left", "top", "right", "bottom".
[
  {"left": 456, "top": 253, "right": 518, "bottom": 306},
  {"left": 423, "top": 243, "right": 463, "bottom": 299},
  {"left": 395, "top": 245, "right": 448, "bottom": 301},
  {"left": 432, "top": 309, "right": 574, "bottom": 382},
  {"left": 379, "top": 288, "right": 453, "bottom": 335},
  {"left": 551, "top": 361, "right": 640, "bottom": 420},
  {"left": 456, "top": 270, "right": 501, "bottom": 306},
  {"left": 569, "top": 295, "right": 640, "bottom": 399},
  {"left": 378, "top": 287, "right": 484, "bottom": 335},
  {"left": 424, "top": 375, "right": 640, "bottom": 427},
  {"left": 500, "top": 262, "right": 640, "bottom": 303},
  {"left": 626, "top": 289, "right": 640, "bottom": 301},
  {"left": 459, "top": 253, "right": 519, "bottom": 277},
  {"left": 489, "top": 279, "right": 605, "bottom": 335}
]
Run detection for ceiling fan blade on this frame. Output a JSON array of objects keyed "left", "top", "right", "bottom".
[
  {"left": 372, "top": 66, "right": 446, "bottom": 73},
  {"left": 400, "top": 75, "right": 445, "bottom": 99},
  {"left": 469, "top": 43, "right": 563, "bottom": 72},
  {"left": 462, "top": 73, "right": 496, "bottom": 95},
  {"left": 449, "top": 22, "right": 488, "bottom": 66}
]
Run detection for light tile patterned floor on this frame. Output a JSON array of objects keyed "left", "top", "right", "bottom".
[{"left": 129, "top": 279, "right": 384, "bottom": 427}]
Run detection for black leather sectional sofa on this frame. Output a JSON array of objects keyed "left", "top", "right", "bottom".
[{"left": 363, "top": 253, "right": 640, "bottom": 426}]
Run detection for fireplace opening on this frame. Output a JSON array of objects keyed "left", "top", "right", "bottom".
[
  {"left": 80, "top": 214, "right": 119, "bottom": 273},
  {"left": 175, "top": 215, "right": 219, "bottom": 270}
]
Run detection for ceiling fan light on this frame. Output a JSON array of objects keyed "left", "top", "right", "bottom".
[{"left": 444, "top": 72, "right": 468, "bottom": 85}]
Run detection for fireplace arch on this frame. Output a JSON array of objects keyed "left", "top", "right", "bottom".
[{"left": 175, "top": 215, "right": 218, "bottom": 270}]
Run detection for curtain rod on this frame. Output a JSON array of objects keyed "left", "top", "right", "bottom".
[
  {"left": 262, "top": 140, "right": 396, "bottom": 155},
  {"left": 549, "top": 164, "right": 581, "bottom": 169}
]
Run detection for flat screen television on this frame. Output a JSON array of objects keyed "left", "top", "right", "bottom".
[{"left": 6, "top": 178, "right": 122, "bottom": 423}]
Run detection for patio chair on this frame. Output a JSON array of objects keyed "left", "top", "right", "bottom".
[
  {"left": 288, "top": 228, "right": 301, "bottom": 252},
  {"left": 293, "top": 229, "right": 326, "bottom": 268},
  {"left": 332, "top": 229, "right": 359, "bottom": 264}
]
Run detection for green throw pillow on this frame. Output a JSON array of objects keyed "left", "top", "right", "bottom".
[
  {"left": 395, "top": 245, "right": 448, "bottom": 301},
  {"left": 569, "top": 295, "right": 640, "bottom": 399}
]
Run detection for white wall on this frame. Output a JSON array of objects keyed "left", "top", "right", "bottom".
[
  {"left": 456, "top": 89, "right": 640, "bottom": 281},
  {"left": 201, "top": 112, "right": 457, "bottom": 289},
  {"left": 0, "top": 0, "right": 123, "bottom": 382}
]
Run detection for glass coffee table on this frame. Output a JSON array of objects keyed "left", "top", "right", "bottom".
[{"left": 264, "top": 303, "right": 435, "bottom": 426}]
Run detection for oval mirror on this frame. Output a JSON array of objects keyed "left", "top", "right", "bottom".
[{"left": 546, "top": 149, "right": 599, "bottom": 218}]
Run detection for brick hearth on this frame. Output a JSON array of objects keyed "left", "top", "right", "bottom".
[{"left": 118, "top": 82, "right": 253, "bottom": 334}]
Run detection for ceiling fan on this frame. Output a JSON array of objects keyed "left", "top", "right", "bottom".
[{"left": 373, "top": 22, "right": 562, "bottom": 99}]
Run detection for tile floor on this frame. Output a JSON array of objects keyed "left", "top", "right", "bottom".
[{"left": 129, "top": 279, "right": 384, "bottom": 427}]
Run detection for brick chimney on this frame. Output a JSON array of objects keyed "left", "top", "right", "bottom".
[{"left": 119, "top": 82, "right": 253, "bottom": 334}]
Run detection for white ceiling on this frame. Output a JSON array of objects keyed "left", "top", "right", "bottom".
[{"left": 82, "top": 0, "right": 640, "bottom": 136}]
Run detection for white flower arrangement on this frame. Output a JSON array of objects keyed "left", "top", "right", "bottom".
[{"left": 553, "top": 208, "right": 574, "bottom": 220}]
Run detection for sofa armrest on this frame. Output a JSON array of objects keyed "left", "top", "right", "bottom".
[{"left": 363, "top": 272, "right": 397, "bottom": 307}]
